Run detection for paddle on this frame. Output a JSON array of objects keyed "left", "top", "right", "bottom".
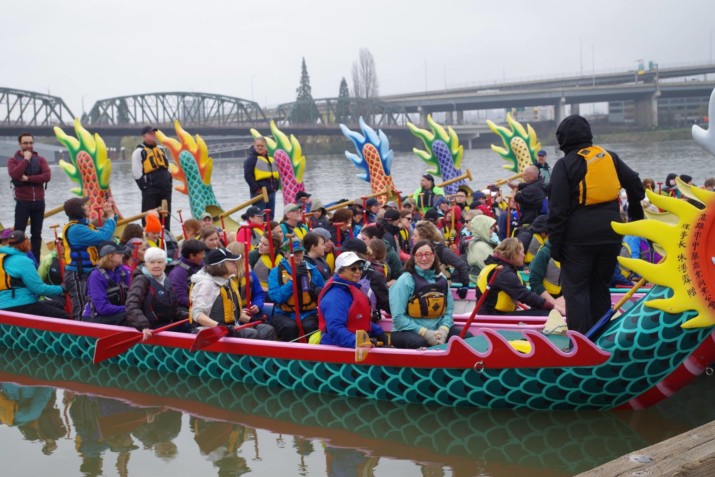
[
  {"left": 459, "top": 266, "right": 501, "bottom": 338},
  {"left": 288, "top": 239, "right": 307, "bottom": 343},
  {"left": 50, "top": 224, "right": 71, "bottom": 315},
  {"left": 584, "top": 276, "right": 648, "bottom": 340},
  {"left": 355, "top": 330, "right": 371, "bottom": 362},
  {"left": 93, "top": 318, "right": 190, "bottom": 364},
  {"left": 190, "top": 320, "right": 262, "bottom": 352}
]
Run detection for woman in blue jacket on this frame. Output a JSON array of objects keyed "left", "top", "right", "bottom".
[{"left": 0, "top": 231, "right": 66, "bottom": 318}]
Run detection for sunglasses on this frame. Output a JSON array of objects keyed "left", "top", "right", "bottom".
[{"left": 342, "top": 264, "right": 363, "bottom": 272}]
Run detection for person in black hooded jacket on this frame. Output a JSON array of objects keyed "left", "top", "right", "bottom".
[{"left": 547, "top": 114, "right": 644, "bottom": 335}]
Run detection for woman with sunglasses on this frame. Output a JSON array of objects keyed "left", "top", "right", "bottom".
[
  {"left": 388, "top": 240, "right": 467, "bottom": 349},
  {"left": 316, "top": 252, "right": 387, "bottom": 348}
]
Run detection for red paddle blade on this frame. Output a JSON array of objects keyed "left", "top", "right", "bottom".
[
  {"left": 93, "top": 331, "right": 142, "bottom": 364},
  {"left": 190, "top": 326, "right": 229, "bottom": 352}
]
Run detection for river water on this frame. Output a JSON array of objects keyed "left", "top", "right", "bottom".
[
  {"left": 1, "top": 138, "right": 714, "bottom": 476},
  {"left": 1, "top": 347, "right": 714, "bottom": 477},
  {"left": 1, "top": 138, "right": 714, "bottom": 229}
]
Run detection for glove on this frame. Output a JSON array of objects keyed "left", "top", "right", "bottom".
[
  {"left": 423, "top": 330, "right": 440, "bottom": 347},
  {"left": 374, "top": 332, "right": 387, "bottom": 347},
  {"left": 456, "top": 287, "right": 468, "bottom": 299},
  {"left": 295, "top": 261, "right": 308, "bottom": 276}
]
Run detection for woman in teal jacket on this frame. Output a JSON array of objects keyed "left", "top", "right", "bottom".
[{"left": 0, "top": 231, "right": 67, "bottom": 318}]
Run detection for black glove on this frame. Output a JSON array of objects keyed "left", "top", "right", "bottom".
[
  {"left": 296, "top": 261, "right": 308, "bottom": 276},
  {"left": 456, "top": 287, "right": 468, "bottom": 299},
  {"left": 219, "top": 323, "right": 236, "bottom": 336},
  {"left": 373, "top": 332, "right": 388, "bottom": 347}
]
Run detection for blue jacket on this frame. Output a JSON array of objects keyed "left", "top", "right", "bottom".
[
  {"left": 64, "top": 217, "right": 117, "bottom": 272},
  {"left": 319, "top": 275, "right": 384, "bottom": 348},
  {"left": 83, "top": 266, "right": 130, "bottom": 317},
  {"left": 247, "top": 270, "right": 266, "bottom": 310},
  {"left": 389, "top": 266, "right": 454, "bottom": 333},
  {"left": 268, "top": 257, "right": 325, "bottom": 319},
  {"left": 0, "top": 246, "right": 63, "bottom": 309}
]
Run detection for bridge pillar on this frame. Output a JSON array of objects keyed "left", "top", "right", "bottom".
[
  {"left": 446, "top": 110, "right": 454, "bottom": 125},
  {"left": 571, "top": 103, "right": 580, "bottom": 115},
  {"left": 635, "top": 93, "right": 658, "bottom": 128},
  {"left": 456, "top": 110, "right": 464, "bottom": 125},
  {"left": 554, "top": 98, "right": 566, "bottom": 125},
  {"left": 418, "top": 107, "right": 428, "bottom": 125}
]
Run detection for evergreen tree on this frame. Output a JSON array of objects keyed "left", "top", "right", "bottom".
[
  {"left": 290, "top": 58, "right": 320, "bottom": 124},
  {"left": 336, "top": 77, "right": 351, "bottom": 124}
]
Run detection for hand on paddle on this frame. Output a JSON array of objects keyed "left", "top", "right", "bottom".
[
  {"left": 102, "top": 199, "right": 115, "bottom": 217},
  {"left": 243, "top": 305, "right": 260, "bottom": 316},
  {"left": 238, "top": 310, "right": 252, "bottom": 324}
]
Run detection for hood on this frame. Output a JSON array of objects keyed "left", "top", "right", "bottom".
[
  {"left": 555, "top": 115, "right": 593, "bottom": 154},
  {"left": 0, "top": 246, "right": 22, "bottom": 257},
  {"left": 190, "top": 268, "right": 228, "bottom": 286},
  {"left": 450, "top": 205, "right": 462, "bottom": 223},
  {"left": 468, "top": 215, "right": 496, "bottom": 242}
]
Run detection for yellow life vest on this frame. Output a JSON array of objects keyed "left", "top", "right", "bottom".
[
  {"left": 254, "top": 253, "right": 283, "bottom": 290},
  {"left": 477, "top": 263, "right": 518, "bottom": 313},
  {"left": 325, "top": 251, "right": 335, "bottom": 274},
  {"left": 542, "top": 257, "right": 562, "bottom": 296},
  {"left": 0, "top": 253, "right": 15, "bottom": 292},
  {"left": 277, "top": 264, "right": 318, "bottom": 312},
  {"left": 406, "top": 272, "right": 448, "bottom": 319},
  {"left": 189, "top": 279, "right": 242, "bottom": 325},
  {"left": 254, "top": 155, "right": 279, "bottom": 181},
  {"left": 61, "top": 221, "right": 100, "bottom": 273},
  {"left": 524, "top": 233, "right": 545, "bottom": 264},
  {"left": 577, "top": 146, "right": 621, "bottom": 206},
  {"left": 0, "top": 390, "right": 17, "bottom": 426},
  {"left": 139, "top": 145, "right": 169, "bottom": 175}
]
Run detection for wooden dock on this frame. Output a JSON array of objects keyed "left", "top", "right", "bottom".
[{"left": 577, "top": 419, "right": 715, "bottom": 476}]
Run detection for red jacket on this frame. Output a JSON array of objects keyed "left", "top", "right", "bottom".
[{"left": 7, "top": 151, "right": 51, "bottom": 201}]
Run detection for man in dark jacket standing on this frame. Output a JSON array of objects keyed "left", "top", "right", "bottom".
[
  {"left": 243, "top": 136, "right": 279, "bottom": 220},
  {"left": 547, "top": 115, "right": 645, "bottom": 335},
  {"left": 509, "top": 165, "right": 547, "bottom": 228},
  {"left": 131, "top": 126, "right": 173, "bottom": 230},
  {"left": 7, "top": 133, "right": 51, "bottom": 260}
]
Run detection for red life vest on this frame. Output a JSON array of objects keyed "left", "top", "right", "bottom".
[{"left": 317, "top": 278, "right": 372, "bottom": 334}]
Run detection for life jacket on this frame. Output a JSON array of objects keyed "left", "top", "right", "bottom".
[
  {"left": 10, "top": 154, "right": 43, "bottom": 188},
  {"left": 280, "top": 221, "right": 308, "bottom": 240},
  {"left": 0, "top": 253, "right": 24, "bottom": 295},
  {"left": 137, "top": 145, "right": 169, "bottom": 175},
  {"left": 525, "top": 233, "right": 545, "bottom": 264},
  {"left": 277, "top": 262, "right": 318, "bottom": 313},
  {"left": 253, "top": 155, "right": 279, "bottom": 181},
  {"left": 44, "top": 255, "right": 63, "bottom": 286},
  {"left": 577, "top": 146, "right": 621, "bottom": 206},
  {"left": 61, "top": 221, "right": 99, "bottom": 275},
  {"left": 140, "top": 275, "right": 177, "bottom": 326},
  {"left": 477, "top": 263, "right": 518, "bottom": 313},
  {"left": 317, "top": 278, "right": 372, "bottom": 334},
  {"left": 398, "top": 229, "right": 411, "bottom": 254},
  {"left": 87, "top": 267, "right": 128, "bottom": 316},
  {"left": 406, "top": 272, "right": 448, "bottom": 319},
  {"left": 0, "top": 389, "right": 17, "bottom": 426},
  {"left": 542, "top": 257, "right": 562, "bottom": 297},
  {"left": 254, "top": 254, "right": 282, "bottom": 290},
  {"left": 190, "top": 279, "right": 242, "bottom": 325},
  {"left": 416, "top": 190, "right": 437, "bottom": 211}
]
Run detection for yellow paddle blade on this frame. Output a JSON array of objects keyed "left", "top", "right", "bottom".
[
  {"left": 355, "top": 330, "right": 371, "bottom": 362},
  {"left": 509, "top": 339, "right": 532, "bottom": 354}
]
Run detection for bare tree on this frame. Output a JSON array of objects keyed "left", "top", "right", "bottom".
[{"left": 351, "top": 48, "right": 379, "bottom": 100}]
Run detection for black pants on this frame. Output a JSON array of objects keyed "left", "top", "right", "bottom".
[
  {"left": 64, "top": 270, "right": 87, "bottom": 320},
  {"left": 14, "top": 199, "right": 45, "bottom": 260},
  {"left": 141, "top": 180, "right": 173, "bottom": 231},
  {"left": 271, "top": 311, "right": 318, "bottom": 342},
  {"left": 81, "top": 312, "right": 127, "bottom": 326},
  {"left": 561, "top": 242, "right": 621, "bottom": 334},
  {"left": 391, "top": 325, "right": 470, "bottom": 349},
  {"left": 5, "top": 300, "right": 68, "bottom": 319},
  {"left": 233, "top": 323, "right": 276, "bottom": 341}
]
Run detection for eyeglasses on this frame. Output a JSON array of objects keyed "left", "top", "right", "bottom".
[
  {"left": 414, "top": 252, "right": 434, "bottom": 260},
  {"left": 404, "top": 217, "right": 413, "bottom": 222},
  {"left": 21, "top": 141, "right": 34, "bottom": 145}
]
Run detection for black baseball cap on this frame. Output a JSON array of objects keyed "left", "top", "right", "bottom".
[{"left": 141, "top": 126, "right": 158, "bottom": 135}]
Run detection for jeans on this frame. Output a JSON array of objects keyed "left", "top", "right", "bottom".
[{"left": 14, "top": 199, "right": 45, "bottom": 260}]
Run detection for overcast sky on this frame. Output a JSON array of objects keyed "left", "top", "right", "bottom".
[{"left": 2, "top": 0, "right": 714, "bottom": 115}]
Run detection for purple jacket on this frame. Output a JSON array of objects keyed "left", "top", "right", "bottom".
[
  {"left": 168, "top": 257, "right": 203, "bottom": 308},
  {"left": 83, "top": 266, "right": 130, "bottom": 317}
]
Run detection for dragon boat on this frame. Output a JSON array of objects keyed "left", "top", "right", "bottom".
[
  {"left": 3, "top": 347, "right": 710, "bottom": 475},
  {"left": 1, "top": 180, "right": 714, "bottom": 411}
]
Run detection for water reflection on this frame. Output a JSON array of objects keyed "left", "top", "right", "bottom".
[{"left": 1, "top": 348, "right": 714, "bottom": 476}]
